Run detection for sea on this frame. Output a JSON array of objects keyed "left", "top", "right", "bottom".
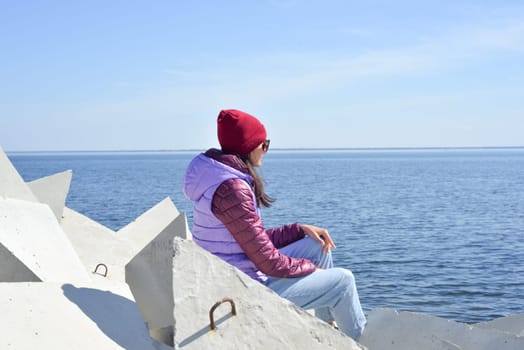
[{"left": 8, "top": 148, "right": 524, "bottom": 324}]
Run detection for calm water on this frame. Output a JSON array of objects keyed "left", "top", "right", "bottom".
[{"left": 8, "top": 148, "right": 524, "bottom": 323}]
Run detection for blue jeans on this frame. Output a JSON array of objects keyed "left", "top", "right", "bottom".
[{"left": 264, "top": 237, "right": 367, "bottom": 340}]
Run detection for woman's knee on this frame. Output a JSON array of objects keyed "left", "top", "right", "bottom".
[
  {"left": 299, "top": 236, "right": 329, "bottom": 261},
  {"left": 303, "top": 236, "right": 324, "bottom": 252},
  {"left": 332, "top": 267, "right": 356, "bottom": 287}
]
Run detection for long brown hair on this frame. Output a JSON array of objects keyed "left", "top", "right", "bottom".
[{"left": 243, "top": 157, "right": 275, "bottom": 208}]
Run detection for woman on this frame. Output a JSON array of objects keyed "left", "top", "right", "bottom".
[{"left": 183, "top": 109, "right": 366, "bottom": 340}]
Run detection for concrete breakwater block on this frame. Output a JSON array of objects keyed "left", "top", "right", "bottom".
[
  {"left": 126, "top": 213, "right": 191, "bottom": 345},
  {"left": 359, "top": 308, "right": 524, "bottom": 350},
  {"left": 0, "top": 197, "right": 90, "bottom": 283},
  {"left": 172, "top": 238, "right": 365, "bottom": 350},
  {"left": 0, "top": 147, "right": 38, "bottom": 201},
  {"left": 28, "top": 169, "right": 72, "bottom": 222},
  {"left": 0, "top": 281, "right": 171, "bottom": 350},
  {"left": 475, "top": 313, "right": 524, "bottom": 337},
  {"left": 61, "top": 197, "right": 182, "bottom": 282},
  {"left": 118, "top": 197, "right": 185, "bottom": 253},
  {"left": 61, "top": 206, "right": 126, "bottom": 280}
]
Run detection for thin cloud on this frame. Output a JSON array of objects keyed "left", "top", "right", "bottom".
[
  {"left": 205, "top": 18, "right": 524, "bottom": 98},
  {"left": 470, "top": 22, "right": 524, "bottom": 52},
  {"left": 122, "top": 18, "right": 524, "bottom": 120}
]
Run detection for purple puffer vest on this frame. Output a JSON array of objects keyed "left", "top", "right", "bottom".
[{"left": 183, "top": 151, "right": 265, "bottom": 281}]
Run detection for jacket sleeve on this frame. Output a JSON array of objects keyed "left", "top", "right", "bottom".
[
  {"left": 211, "top": 178, "right": 316, "bottom": 278},
  {"left": 266, "top": 223, "right": 305, "bottom": 249}
]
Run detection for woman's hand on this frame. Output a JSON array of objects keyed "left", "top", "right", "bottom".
[{"left": 300, "top": 224, "right": 336, "bottom": 253}]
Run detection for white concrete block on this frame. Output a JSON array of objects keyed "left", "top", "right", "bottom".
[
  {"left": 0, "top": 243, "right": 40, "bottom": 282},
  {"left": 0, "top": 282, "right": 171, "bottom": 350},
  {"left": 61, "top": 207, "right": 129, "bottom": 281},
  {"left": 28, "top": 169, "right": 72, "bottom": 221},
  {"left": 0, "top": 198, "right": 90, "bottom": 283},
  {"left": 172, "top": 238, "right": 365, "bottom": 350},
  {"left": 119, "top": 197, "right": 187, "bottom": 256},
  {"left": 475, "top": 313, "right": 524, "bottom": 337},
  {"left": 125, "top": 213, "right": 191, "bottom": 346},
  {"left": 0, "top": 147, "right": 38, "bottom": 201},
  {"left": 62, "top": 198, "right": 189, "bottom": 283},
  {"left": 359, "top": 308, "right": 524, "bottom": 350}
]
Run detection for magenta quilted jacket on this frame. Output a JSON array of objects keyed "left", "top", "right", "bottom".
[{"left": 212, "top": 177, "right": 316, "bottom": 279}]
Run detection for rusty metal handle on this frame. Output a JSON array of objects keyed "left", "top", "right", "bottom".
[
  {"left": 209, "top": 298, "right": 237, "bottom": 330},
  {"left": 93, "top": 263, "right": 108, "bottom": 277}
]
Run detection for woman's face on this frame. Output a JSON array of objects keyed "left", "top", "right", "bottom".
[{"left": 248, "top": 139, "right": 270, "bottom": 167}]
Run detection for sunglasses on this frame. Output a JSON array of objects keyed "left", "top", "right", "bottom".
[{"left": 262, "top": 139, "right": 271, "bottom": 152}]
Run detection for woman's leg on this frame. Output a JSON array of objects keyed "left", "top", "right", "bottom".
[
  {"left": 278, "top": 236, "right": 334, "bottom": 269},
  {"left": 277, "top": 237, "right": 335, "bottom": 322},
  {"left": 267, "top": 237, "right": 367, "bottom": 339}
]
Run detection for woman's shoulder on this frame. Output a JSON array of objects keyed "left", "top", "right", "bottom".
[
  {"left": 204, "top": 148, "right": 248, "bottom": 173},
  {"left": 213, "top": 177, "right": 257, "bottom": 217},
  {"left": 215, "top": 177, "right": 253, "bottom": 197}
]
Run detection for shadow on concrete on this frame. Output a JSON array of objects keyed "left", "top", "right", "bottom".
[
  {"left": 62, "top": 283, "right": 153, "bottom": 350},
  {"left": 178, "top": 313, "right": 235, "bottom": 347}
]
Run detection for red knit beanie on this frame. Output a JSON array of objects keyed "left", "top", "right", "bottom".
[{"left": 217, "top": 109, "right": 267, "bottom": 157}]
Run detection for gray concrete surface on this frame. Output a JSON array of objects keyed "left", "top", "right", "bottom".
[
  {"left": 0, "top": 282, "right": 171, "bottom": 350},
  {"left": 118, "top": 196, "right": 184, "bottom": 255},
  {"left": 126, "top": 213, "right": 191, "bottom": 346},
  {"left": 475, "top": 313, "right": 524, "bottom": 337},
  {"left": 0, "top": 197, "right": 90, "bottom": 283},
  {"left": 172, "top": 238, "right": 365, "bottom": 350},
  {"left": 359, "top": 308, "right": 524, "bottom": 350},
  {"left": 0, "top": 147, "right": 38, "bottom": 201},
  {"left": 28, "top": 169, "right": 72, "bottom": 221}
]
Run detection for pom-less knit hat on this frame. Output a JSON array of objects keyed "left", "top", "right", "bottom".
[{"left": 217, "top": 109, "right": 267, "bottom": 157}]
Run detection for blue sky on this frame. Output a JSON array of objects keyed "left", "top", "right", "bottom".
[{"left": 1, "top": 1, "right": 523, "bottom": 151}]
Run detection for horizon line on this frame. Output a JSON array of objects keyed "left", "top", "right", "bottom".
[{"left": 5, "top": 145, "right": 524, "bottom": 154}]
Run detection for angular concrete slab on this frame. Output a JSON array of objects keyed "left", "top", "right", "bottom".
[
  {"left": 0, "top": 282, "right": 171, "bottom": 350},
  {"left": 172, "top": 238, "right": 365, "bottom": 350},
  {"left": 475, "top": 313, "right": 524, "bottom": 337},
  {"left": 0, "top": 198, "right": 90, "bottom": 283},
  {"left": 359, "top": 308, "right": 524, "bottom": 350},
  {"left": 61, "top": 207, "right": 128, "bottom": 281},
  {"left": 118, "top": 197, "right": 187, "bottom": 256},
  {"left": 28, "top": 169, "right": 72, "bottom": 221},
  {"left": 0, "top": 147, "right": 38, "bottom": 201},
  {"left": 126, "top": 213, "right": 191, "bottom": 346},
  {"left": 0, "top": 243, "right": 40, "bottom": 282},
  {"left": 62, "top": 198, "right": 190, "bottom": 283}
]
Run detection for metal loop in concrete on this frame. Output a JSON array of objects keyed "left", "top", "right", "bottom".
[
  {"left": 93, "top": 263, "right": 108, "bottom": 277},
  {"left": 209, "top": 298, "right": 237, "bottom": 330}
]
